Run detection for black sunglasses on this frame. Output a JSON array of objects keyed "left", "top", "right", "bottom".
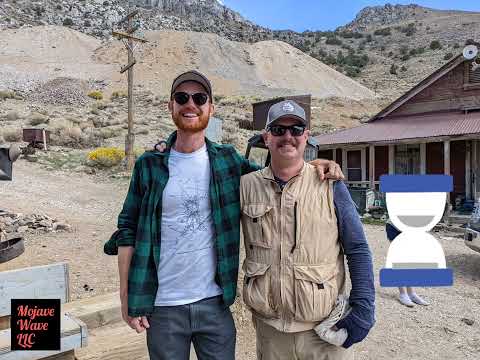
[
  {"left": 268, "top": 124, "right": 306, "bottom": 137},
  {"left": 172, "top": 92, "right": 209, "bottom": 106}
]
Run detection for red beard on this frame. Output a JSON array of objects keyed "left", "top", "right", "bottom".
[{"left": 172, "top": 112, "right": 210, "bottom": 133}]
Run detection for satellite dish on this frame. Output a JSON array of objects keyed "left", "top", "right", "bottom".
[{"left": 463, "top": 45, "right": 478, "bottom": 60}]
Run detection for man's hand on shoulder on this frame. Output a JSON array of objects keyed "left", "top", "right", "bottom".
[{"left": 309, "top": 158, "right": 345, "bottom": 181}]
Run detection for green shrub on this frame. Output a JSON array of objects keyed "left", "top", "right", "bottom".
[
  {"left": 326, "top": 37, "right": 342, "bottom": 46},
  {"left": 430, "top": 40, "right": 442, "bottom": 50},
  {"left": 374, "top": 27, "right": 391, "bottom": 36},
  {"left": 88, "top": 91, "right": 103, "bottom": 100},
  {"left": 63, "top": 18, "right": 74, "bottom": 26},
  {"left": 444, "top": 52, "right": 454, "bottom": 60}
]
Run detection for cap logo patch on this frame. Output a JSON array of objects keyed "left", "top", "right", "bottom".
[{"left": 282, "top": 102, "right": 295, "bottom": 112}]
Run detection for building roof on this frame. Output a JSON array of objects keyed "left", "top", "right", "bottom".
[
  {"left": 369, "top": 55, "right": 465, "bottom": 121},
  {"left": 314, "top": 111, "right": 480, "bottom": 147}
]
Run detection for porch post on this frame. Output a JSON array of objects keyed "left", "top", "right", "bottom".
[
  {"left": 444, "top": 140, "right": 450, "bottom": 175},
  {"left": 369, "top": 144, "right": 375, "bottom": 189},
  {"left": 420, "top": 143, "right": 426, "bottom": 174},
  {"left": 444, "top": 140, "right": 451, "bottom": 205},
  {"left": 342, "top": 149, "right": 347, "bottom": 181},
  {"left": 466, "top": 140, "right": 472, "bottom": 200},
  {"left": 388, "top": 145, "right": 395, "bottom": 174},
  {"left": 332, "top": 148, "right": 336, "bottom": 162},
  {"left": 361, "top": 148, "right": 366, "bottom": 182},
  {"left": 473, "top": 140, "right": 479, "bottom": 201}
]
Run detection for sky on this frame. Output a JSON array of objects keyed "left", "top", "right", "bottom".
[{"left": 221, "top": 0, "right": 480, "bottom": 32}]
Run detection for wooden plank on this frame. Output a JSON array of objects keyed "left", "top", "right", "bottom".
[
  {"left": 0, "top": 314, "right": 83, "bottom": 360},
  {"left": 111, "top": 31, "right": 147, "bottom": 43},
  {"left": 0, "top": 263, "right": 69, "bottom": 317},
  {"left": 0, "top": 318, "right": 8, "bottom": 332},
  {"left": 63, "top": 293, "right": 121, "bottom": 330},
  {"left": 342, "top": 149, "right": 347, "bottom": 181},
  {"left": 42, "top": 350, "right": 74, "bottom": 360}
]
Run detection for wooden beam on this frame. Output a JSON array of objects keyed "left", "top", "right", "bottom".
[
  {"left": 466, "top": 140, "right": 472, "bottom": 200},
  {"left": 120, "top": 60, "right": 136, "bottom": 74},
  {"left": 388, "top": 145, "right": 395, "bottom": 174},
  {"left": 0, "top": 313, "right": 86, "bottom": 359},
  {"left": 0, "top": 262, "right": 69, "bottom": 318},
  {"left": 420, "top": 143, "right": 426, "bottom": 174},
  {"left": 342, "top": 149, "right": 347, "bottom": 181},
  {"left": 444, "top": 140, "right": 450, "bottom": 175},
  {"left": 473, "top": 140, "right": 479, "bottom": 201},
  {"left": 332, "top": 148, "right": 336, "bottom": 162},
  {"left": 112, "top": 31, "right": 147, "bottom": 43},
  {"left": 361, "top": 148, "right": 366, "bottom": 182},
  {"left": 369, "top": 145, "right": 375, "bottom": 189}
]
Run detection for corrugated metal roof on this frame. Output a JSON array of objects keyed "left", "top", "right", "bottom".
[{"left": 314, "top": 111, "right": 480, "bottom": 146}]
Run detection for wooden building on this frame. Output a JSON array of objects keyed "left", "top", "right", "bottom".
[{"left": 315, "top": 55, "right": 480, "bottom": 209}]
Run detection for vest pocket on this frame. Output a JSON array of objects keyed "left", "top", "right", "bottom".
[
  {"left": 241, "top": 204, "right": 273, "bottom": 249},
  {"left": 293, "top": 263, "right": 339, "bottom": 322},
  {"left": 242, "top": 260, "right": 277, "bottom": 319}
]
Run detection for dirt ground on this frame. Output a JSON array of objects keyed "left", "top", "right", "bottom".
[{"left": 1, "top": 160, "right": 479, "bottom": 359}]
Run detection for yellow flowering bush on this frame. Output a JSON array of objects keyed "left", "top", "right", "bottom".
[
  {"left": 87, "top": 147, "right": 124, "bottom": 168},
  {"left": 88, "top": 91, "right": 103, "bottom": 100}
]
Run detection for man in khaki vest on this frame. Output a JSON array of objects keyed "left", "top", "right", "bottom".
[{"left": 240, "top": 100, "right": 375, "bottom": 360}]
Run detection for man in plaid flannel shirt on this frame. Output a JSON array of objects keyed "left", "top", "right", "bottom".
[{"left": 104, "top": 70, "right": 344, "bottom": 360}]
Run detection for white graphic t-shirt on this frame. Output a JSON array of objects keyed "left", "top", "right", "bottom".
[{"left": 154, "top": 144, "right": 222, "bottom": 306}]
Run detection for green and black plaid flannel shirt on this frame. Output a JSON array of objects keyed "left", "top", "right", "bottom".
[{"left": 104, "top": 131, "right": 260, "bottom": 316}]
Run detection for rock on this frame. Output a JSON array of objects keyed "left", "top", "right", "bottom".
[
  {"left": 17, "top": 225, "right": 29, "bottom": 233},
  {"left": 53, "top": 222, "right": 71, "bottom": 232},
  {"left": 39, "top": 219, "right": 53, "bottom": 228},
  {"left": 461, "top": 318, "right": 474, "bottom": 326}
]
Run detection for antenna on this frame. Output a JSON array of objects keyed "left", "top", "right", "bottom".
[{"left": 463, "top": 45, "right": 478, "bottom": 60}]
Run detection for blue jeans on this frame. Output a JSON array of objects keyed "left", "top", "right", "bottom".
[{"left": 146, "top": 296, "right": 236, "bottom": 360}]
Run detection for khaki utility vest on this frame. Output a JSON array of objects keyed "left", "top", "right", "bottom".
[{"left": 240, "top": 164, "right": 345, "bottom": 332}]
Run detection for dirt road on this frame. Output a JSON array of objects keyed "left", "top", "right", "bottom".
[{"left": 1, "top": 159, "right": 479, "bottom": 359}]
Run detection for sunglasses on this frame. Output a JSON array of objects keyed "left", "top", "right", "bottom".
[
  {"left": 268, "top": 124, "right": 306, "bottom": 137},
  {"left": 172, "top": 92, "right": 209, "bottom": 106}
]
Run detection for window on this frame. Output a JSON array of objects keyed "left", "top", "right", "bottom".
[
  {"left": 464, "top": 61, "right": 480, "bottom": 88},
  {"left": 395, "top": 144, "right": 420, "bottom": 174},
  {"left": 347, "top": 150, "right": 362, "bottom": 181}
]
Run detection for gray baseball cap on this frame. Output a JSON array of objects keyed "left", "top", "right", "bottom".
[
  {"left": 265, "top": 100, "right": 307, "bottom": 130},
  {"left": 171, "top": 70, "right": 212, "bottom": 100}
]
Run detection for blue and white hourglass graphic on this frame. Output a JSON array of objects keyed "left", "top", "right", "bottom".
[{"left": 380, "top": 175, "right": 454, "bottom": 287}]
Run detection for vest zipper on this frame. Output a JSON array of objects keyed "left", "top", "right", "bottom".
[{"left": 291, "top": 202, "right": 297, "bottom": 253}]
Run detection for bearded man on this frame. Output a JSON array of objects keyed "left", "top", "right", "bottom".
[{"left": 104, "top": 70, "right": 344, "bottom": 360}]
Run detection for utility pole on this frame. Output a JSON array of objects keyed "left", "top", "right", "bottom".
[{"left": 112, "top": 6, "right": 147, "bottom": 172}]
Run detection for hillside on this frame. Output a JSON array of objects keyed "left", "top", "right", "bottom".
[
  {"left": 1, "top": 2, "right": 479, "bottom": 98},
  {"left": 0, "top": 26, "right": 374, "bottom": 100}
]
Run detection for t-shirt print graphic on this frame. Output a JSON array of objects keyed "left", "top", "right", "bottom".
[{"left": 166, "top": 178, "right": 213, "bottom": 254}]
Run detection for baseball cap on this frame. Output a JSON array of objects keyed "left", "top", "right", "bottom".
[
  {"left": 265, "top": 100, "right": 307, "bottom": 130},
  {"left": 170, "top": 70, "right": 213, "bottom": 100}
]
